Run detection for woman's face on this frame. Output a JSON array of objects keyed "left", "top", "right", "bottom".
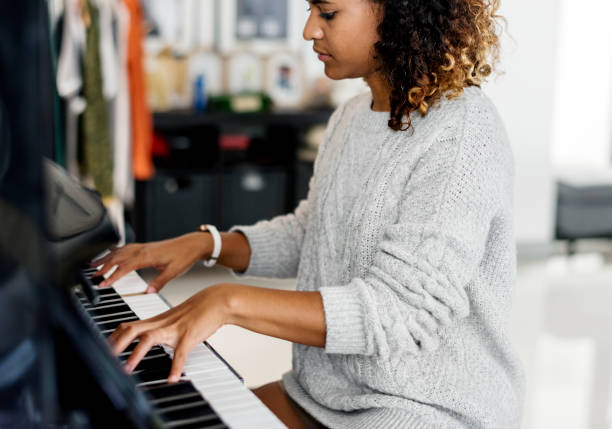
[{"left": 303, "top": 0, "right": 381, "bottom": 81}]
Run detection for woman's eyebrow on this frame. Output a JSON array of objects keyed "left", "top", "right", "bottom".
[{"left": 307, "top": 0, "right": 333, "bottom": 5}]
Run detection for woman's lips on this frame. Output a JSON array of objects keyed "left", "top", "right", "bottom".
[{"left": 314, "top": 49, "right": 332, "bottom": 62}]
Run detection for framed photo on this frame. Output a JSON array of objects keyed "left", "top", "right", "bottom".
[
  {"left": 218, "top": 0, "right": 303, "bottom": 54},
  {"left": 144, "top": 0, "right": 215, "bottom": 52},
  {"left": 227, "top": 52, "right": 264, "bottom": 93},
  {"left": 189, "top": 52, "right": 223, "bottom": 95},
  {"left": 265, "top": 52, "right": 303, "bottom": 109}
]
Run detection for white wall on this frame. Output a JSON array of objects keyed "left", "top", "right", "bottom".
[
  {"left": 551, "top": 0, "right": 612, "bottom": 169},
  {"left": 485, "top": 0, "right": 560, "bottom": 245}
]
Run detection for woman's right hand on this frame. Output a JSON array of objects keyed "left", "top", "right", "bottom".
[{"left": 91, "top": 232, "right": 212, "bottom": 294}]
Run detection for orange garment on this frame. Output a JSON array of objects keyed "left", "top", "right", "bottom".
[{"left": 124, "top": 0, "right": 154, "bottom": 180}]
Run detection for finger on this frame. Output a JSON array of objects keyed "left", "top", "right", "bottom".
[
  {"left": 109, "top": 321, "right": 148, "bottom": 355},
  {"left": 123, "top": 331, "right": 157, "bottom": 374},
  {"left": 90, "top": 251, "right": 117, "bottom": 267},
  {"left": 146, "top": 270, "right": 174, "bottom": 294},
  {"left": 168, "top": 338, "right": 192, "bottom": 383},
  {"left": 93, "top": 262, "right": 117, "bottom": 280},
  {"left": 100, "top": 265, "right": 132, "bottom": 287}
]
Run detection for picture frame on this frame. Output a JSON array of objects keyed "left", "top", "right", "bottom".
[
  {"left": 227, "top": 52, "right": 264, "bottom": 93},
  {"left": 189, "top": 51, "right": 223, "bottom": 95},
  {"left": 144, "top": 0, "right": 215, "bottom": 52},
  {"left": 218, "top": 0, "right": 303, "bottom": 54},
  {"left": 265, "top": 52, "right": 303, "bottom": 109}
]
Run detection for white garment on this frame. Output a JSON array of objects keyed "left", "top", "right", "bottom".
[
  {"left": 98, "top": 0, "right": 118, "bottom": 100},
  {"left": 57, "top": 0, "right": 87, "bottom": 177},
  {"left": 56, "top": 0, "right": 85, "bottom": 98},
  {"left": 112, "top": 0, "right": 134, "bottom": 205}
]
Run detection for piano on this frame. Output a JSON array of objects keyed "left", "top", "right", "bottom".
[
  {"left": 40, "top": 158, "right": 286, "bottom": 428},
  {"left": 74, "top": 267, "right": 287, "bottom": 429},
  {"left": 0, "top": 6, "right": 287, "bottom": 426}
]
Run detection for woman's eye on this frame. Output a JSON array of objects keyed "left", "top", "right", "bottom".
[{"left": 320, "top": 11, "right": 336, "bottom": 21}]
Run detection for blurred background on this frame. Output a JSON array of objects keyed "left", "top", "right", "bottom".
[{"left": 46, "top": 0, "right": 612, "bottom": 428}]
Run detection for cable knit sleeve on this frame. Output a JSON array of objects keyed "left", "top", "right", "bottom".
[
  {"left": 229, "top": 104, "right": 347, "bottom": 279},
  {"left": 320, "top": 106, "right": 513, "bottom": 356}
]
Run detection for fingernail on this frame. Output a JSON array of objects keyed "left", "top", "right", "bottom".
[
  {"left": 168, "top": 375, "right": 179, "bottom": 383},
  {"left": 146, "top": 286, "right": 155, "bottom": 294},
  {"left": 123, "top": 363, "right": 132, "bottom": 374}
]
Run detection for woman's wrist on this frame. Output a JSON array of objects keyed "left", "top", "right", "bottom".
[
  {"left": 183, "top": 231, "right": 213, "bottom": 261},
  {"left": 212, "top": 283, "right": 241, "bottom": 326}
]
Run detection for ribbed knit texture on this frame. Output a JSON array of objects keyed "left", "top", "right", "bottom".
[{"left": 231, "top": 87, "right": 524, "bottom": 428}]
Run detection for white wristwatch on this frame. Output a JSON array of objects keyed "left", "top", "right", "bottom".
[{"left": 199, "top": 224, "right": 221, "bottom": 267}]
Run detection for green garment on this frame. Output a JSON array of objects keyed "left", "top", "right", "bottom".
[{"left": 82, "top": 0, "right": 112, "bottom": 196}]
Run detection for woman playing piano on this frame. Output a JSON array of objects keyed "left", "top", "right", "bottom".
[{"left": 94, "top": 0, "right": 524, "bottom": 427}]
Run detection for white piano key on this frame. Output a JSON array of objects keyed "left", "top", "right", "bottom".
[
  {"left": 105, "top": 270, "right": 148, "bottom": 295},
  {"left": 111, "top": 273, "right": 286, "bottom": 429}
]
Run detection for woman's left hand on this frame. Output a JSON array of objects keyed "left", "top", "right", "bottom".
[{"left": 108, "top": 284, "right": 232, "bottom": 383}]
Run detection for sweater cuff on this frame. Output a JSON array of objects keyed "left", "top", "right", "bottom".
[
  {"left": 228, "top": 224, "right": 278, "bottom": 278},
  {"left": 319, "top": 284, "right": 368, "bottom": 355}
]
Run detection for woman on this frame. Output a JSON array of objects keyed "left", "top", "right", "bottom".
[{"left": 95, "top": 0, "right": 525, "bottom": 427}]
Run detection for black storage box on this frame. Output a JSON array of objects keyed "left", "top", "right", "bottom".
[
  {"left": 137, "top": 171, "right": 217, "bottom": 241},
  {"left": 220, "top": 165, "right": 288, "bottom": 231}
]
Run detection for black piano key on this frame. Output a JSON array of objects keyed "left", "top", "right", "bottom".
[
  {"left": 158, "top": 402, "right": 218, "bottom": 424},
  {"left": 92, "top": 310, "right": 134, "bottom": 321},
  {"left": 86, "top": 304, "right": 132, "bottom": 317},
  {"left": 150, "top": 392, "right": 201, "bottom": 408},
  {"left": 131, "top": 354, "right": 173, "bottom": 373},
  {"left": 81, "top": 295, "right": 122, "bottom": 306},
  {"left": 141, "top": 381, "right": 198, "bottom": 400},
  {"left": 118, "top": 345, "right": 166, "bottom": 361},
  {"left": 81, "top": 292, "right": 121, "bottom": 301},
  {"left": 79, "top": 289, "right": 121, "bottom": 300},
  {"left": 170, "top": 419, "right": 227, "bottom": 429},
  {"left": 121, "top": 341, "right": 141, "bottom": 354},
  {"left": 94, "top": 287, "right": 119, "bottom": 296},
  {"left": 96, "top": 316, "right": 139, "bottom": 332},
  {"left": 84, "top": 300, "right": 127, "bottom": 310},
  {"left": 90, "top": 275, "right": 104, "bottom": 285},
  {"left": 132, "top": 364, "right": 175, "bottom": 384}
]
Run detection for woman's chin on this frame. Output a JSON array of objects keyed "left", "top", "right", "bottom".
[{"left": 323, "top": 66, "right": 347, "bottom": 81}]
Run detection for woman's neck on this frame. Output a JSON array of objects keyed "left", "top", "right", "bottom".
[{"left": 364, "top": 73, "right": 391, "bottom": 112}]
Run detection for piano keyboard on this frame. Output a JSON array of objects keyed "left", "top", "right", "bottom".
[{"left": 76, "top": 267, "right": 286, "bottom": 429}]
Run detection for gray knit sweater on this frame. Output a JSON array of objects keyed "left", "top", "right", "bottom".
[{"left": 231, "top": 87, "right": 525, "bottom": 428}]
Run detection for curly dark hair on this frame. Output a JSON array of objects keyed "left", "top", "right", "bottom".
[{"left": 370, "top": 0, "right": 504, "bottom": 131}]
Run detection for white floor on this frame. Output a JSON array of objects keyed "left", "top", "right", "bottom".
[{"left": 142, "top": 243, "right": 612, "bottom": 429}]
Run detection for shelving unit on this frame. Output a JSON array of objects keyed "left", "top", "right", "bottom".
[{"left": 134, "top": 109, "right": 332, "bottom": 241}]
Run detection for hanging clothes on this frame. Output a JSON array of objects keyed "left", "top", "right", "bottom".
[
  {"left": 82, "top": 0, "right": 113, "bottom": 196},
  {"left": 48, "top": 0, "right": 66, "bottom": 167},
  {"left": 98, "top": 0, "right": 118, "bottom": 101},
  {"left": 56, "top": 0, "right": 86, "bottom": 177},
  {"left": 124, "top": 0, "right": 154, "bottom": 181},
  {"left": 112, "top": 0, "right": 134, "bottom": 205}
]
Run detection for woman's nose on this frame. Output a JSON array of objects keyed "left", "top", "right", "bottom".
[{"left": 303, "top": 14, "right": 324, "bottom": 41}]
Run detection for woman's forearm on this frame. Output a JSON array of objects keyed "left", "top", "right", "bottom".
[
  {"left": 217, "top": 231, "right": 251, "bottom": 272},
  {"left": 224, "top": 284, "right": 326, "bottom": 348}
]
